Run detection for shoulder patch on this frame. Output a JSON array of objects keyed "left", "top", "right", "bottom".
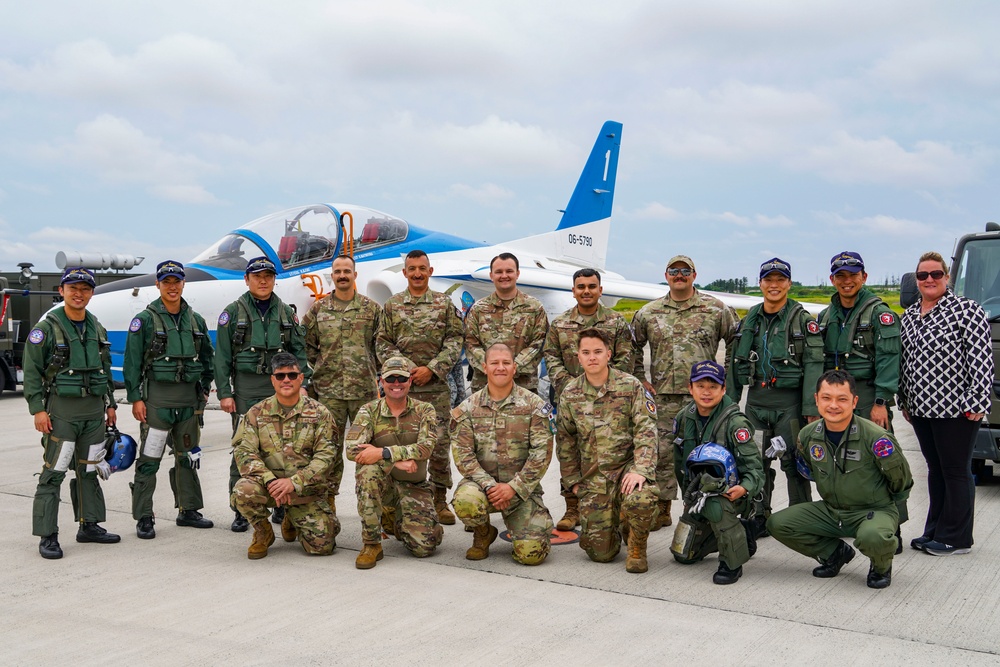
[
  {"left": 292, "top": 312, "right": 299, "bottom": 325},
  {"left": 872, "top": 437, "right": 895, "bottom": 458},
  {"left": 644, "top": 389, "right": 655, "bottom": 402},
  {"left": 879, "top": 312, "right": 895, "bottom": 326},
  {"left": 346, "top": 425, "right": 364, "bottom": 440},
  {"left": 540, "top": 402, "right": 553, "bottom": 416},
  {"left": 645, "top": 398, "right": 657, "bottom": 417},
  {"left": 129, "top": 317, "right": 143, "bottom": 333},
  {"left": 810, "top": 443, "right": 826, "bottom": 461},
  {"left": 450, "top": 406, "right": 464, "bottom": 420},
  {"left": 28, "top": 328, "right": 45, "bottom": 345},
  {"left": 218, "top": 311, "right": 231, "bottom": 327},
  {"left": 734, "top": 427, "right": 751, "bottom": 443},
  {"left": 806, "top": 320, "right": 820, "bottom": 334}
]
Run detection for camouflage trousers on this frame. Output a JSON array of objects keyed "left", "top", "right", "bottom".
[
  {"left": 452, "top": 479, "right": 553, "bottom": 565},
  {"left": 578, "top": 479, "right": 659, "bottom": 563},
  {"left": 654, "top": 394, "right": 687, "bottom": 501},
  {"left": 231, "top": 478, "right": 338, "bottom": 555},
  {"left": 319, "top": 395, "right": 372, "bottom": 497},
  {"left": 673, "top": 495, "right": 751, "bottom": 569},
  {"left": 411, "top": 389, "right": 452, "bottom": 490},
  {"left": 32, "top": 416, "right": 108, "bottom": 537},
  {"left": 132, "top": 405, "right": 203, "bottom": 519},
  {"left": 355, "top": 463, "right": 442, "bottom": 557}
]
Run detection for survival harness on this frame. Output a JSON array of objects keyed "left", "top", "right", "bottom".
[
  {"left": 42, "top": 315, "right": 110, "bottom": 398},
  {"left": 817, "top": 293, "right": 883, "bottom": 363},
  {"left": 231, "top": 297, "right": 294, "bottom": 374},
  {"left": 731, "top": 302, "right": 807, "bottom": 385},
  {"left": 141, "top": 305, "right": 206, "bottom": 383}
]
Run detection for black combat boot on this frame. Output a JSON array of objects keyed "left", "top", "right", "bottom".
[
  {"left": 76, "top": 522, "right": 121, "bottom": 544},
  {"left": 713, "top": 562, "right": 743, "bottom": 585},
  {"left": 39, "top": 534, "right": 63, "bottom": 559},
  {"left": 271, "top": 505, "right": 285, "bottom": 525},
  {"left": 812, "top": 540, "right": 855, "bottom": 578},
  {"left": 231, "top": 511, "right": 249, "bottom": 532},
  {"left": 176, "top": 510, "right": 213, "bottom": 528},
  {"left": 136, "top": 516, "right": 156, "bottom": 540},
  {"left": 867, "top": 563, "right": 892, "bottom": 589}
]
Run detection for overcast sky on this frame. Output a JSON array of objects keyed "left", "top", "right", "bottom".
[{"left": 1, "top": 1, "right": 997, "bottom": 285}]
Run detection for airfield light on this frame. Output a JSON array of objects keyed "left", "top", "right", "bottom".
[{"left": 17, "top": 262, "right": 34, "bottom": 285}]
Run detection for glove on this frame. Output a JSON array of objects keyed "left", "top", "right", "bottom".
[
  {"left": 96, "top": 460, "right": 112, "bottom": 480},
  {"left": 183, "top": 447, "right": 203, "bottom": 470},
  {"left": 765, "top": 436, "right": 787, "bottom": 459}
]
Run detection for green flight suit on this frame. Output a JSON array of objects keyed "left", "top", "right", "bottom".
[
  {"left": 23, "top": 309, "right": 116, "bottom": 537},
  {"left": 123, "top": 298, "right": 214, "bottom": 519},
  {"left": 767, "top": 416, "right": 913, "bottom": 575},
  {"left": 727, "top": 299, "right": 823, "bottom": 513},
  {"left": 672, "top": 395, "right": 764, "bottom": 569}
]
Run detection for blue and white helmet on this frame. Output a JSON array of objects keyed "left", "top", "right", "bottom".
[
  {"left": 686, "top": 443, "right": 739, "bottom": 489},
  {"left": 104, "top": 428, "right": 137, "bottom": 472}
]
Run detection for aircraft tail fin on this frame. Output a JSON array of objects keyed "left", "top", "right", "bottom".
[{"left": 556, "top": 121, "right": 622, "bottom": 230}]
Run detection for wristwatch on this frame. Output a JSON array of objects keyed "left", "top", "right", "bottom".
[
  {"left": 381, "top": 447, "right": 392, "bottom": 460},
  {"left": 874, "top": 398, "right": 887, "bottom": 406}
]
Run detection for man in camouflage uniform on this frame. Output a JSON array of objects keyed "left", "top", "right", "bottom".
[
  {"left": 24, "top": 268, "right": 120, "bottom": 559},
  {"left": 557, "top": 328, "right": 659, "bottom": 573},
  {"left": 543, "top": 268, "right": 633, "bottom": 532},
  {"left": 232, "top": 352, "right": 337, "bottom": 560},
  {"left": 464, "top": 253, "right": 548, "bottom": 392},
  {"left": 215, "top": 256, "right": 311, "bottom": 532},
  {"left": 301, "top": 255, "right": 382, "bottom": 515},
  {"left": 633, "top": 254, "right": 738, "bottom": 531},
  {"left": 346, "top": 356, "right": 442, "bottom": 569},
  {"left": 671, "top": 361, "right": 763, "bottom": 584},
  {"left": 768, "top": 370, "right": 912, "bottom": 589},
  {"left": 727, "top": 258, "right": 823, "bottom": 537},
  {"left": 376, "top": 249, "right": 463, "bottom": 525},
  {"left": 123, "top": 261, "right": 214, "bottom": 539},
  {"left": 451, "top": 343, "right": 555, "bottom": 565}
]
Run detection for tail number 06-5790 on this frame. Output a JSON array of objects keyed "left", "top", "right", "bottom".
[{"left": 567, "top": 233, "right": 592, "bottom": 247}]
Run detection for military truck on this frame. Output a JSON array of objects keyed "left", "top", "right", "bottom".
[{"left": 900, "top": 222, "right": 1000, "bottom": 480}]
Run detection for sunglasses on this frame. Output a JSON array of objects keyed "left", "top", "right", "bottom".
[
  {"left": 667, "top": 268, "right": 693, "bottom": 277},
  {"left": 272, "top": 372, "right": 301, "bottom": 381},
  {"left": 831, "top": 258, "right": 863, "bottom": 269},
  {"left": 383, "top": 375, "right": 409, "bottom": 384},
  {"left": 760, "top": 262, "right": 790, "bottom": 273},
  {"left": 915, "top": 270, "right": 946, "bottom": 280}
]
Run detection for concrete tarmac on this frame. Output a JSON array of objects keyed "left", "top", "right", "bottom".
[{"left": 3, "top": 389, "right": 1000, "bottom": 666}]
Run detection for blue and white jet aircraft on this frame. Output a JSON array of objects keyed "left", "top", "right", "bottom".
[{"left": 87, "top": 120, "right": 771, "bottom": 380}]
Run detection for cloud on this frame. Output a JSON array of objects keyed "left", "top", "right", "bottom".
[
  {"left": 628, "top": 202, "right": 680, "bottom": 221},
  {"left": 32, "top": 114, "right": 221, "bottom": 203},
  {"left": 431, "top": 116, "right": 580, "bottom": 171},
  {"left": 448, "top": 183, "right": 514, "bottom": 207},
  {"left": 708, "top": 211, "right": 795, "bottom": 227},
  {"left": 869, "top": 38, "right": 1000, "bottom": 94},
  {"left": 813, "top": 211, "right": 935, "bottom": 236}
]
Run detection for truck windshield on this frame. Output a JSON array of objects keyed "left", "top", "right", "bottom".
[{"left": 953, "top": 237, "right": 1000, "bottom": 319}]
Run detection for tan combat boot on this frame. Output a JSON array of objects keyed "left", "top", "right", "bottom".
[
  {"left": 556, "top": 495, "right": 580, "bottom": 531},
  {"left": 466, "top": 523, "right": 499, "bottom": 560},
  {"left": 651, "top": 499, "right": 672, "bottom": 531},
  {"left": 625, "top": 525, "right": 650, "bottom": 574},
  {"left": 281, "top": 512, "right": 297, "bottom": 542},
  {"left": 355, "top": 543, "right": 384, "bottom": 569},
  {"left": 248, "top": 521, "right": 275, "bottom": 560},
  {"left": 434, "top": 487, "right": 456, "bottom": 525},
  {"left": 328, "top": 494, "right": 337, "bottom": 516}
]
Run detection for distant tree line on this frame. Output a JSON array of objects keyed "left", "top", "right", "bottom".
[{"left": 701, "top": 277, "right": 750, "bottom": 294}]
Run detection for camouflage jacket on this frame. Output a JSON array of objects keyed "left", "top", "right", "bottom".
[
  {"left": 302, "top": 291, "right": 382, "bottom": 401},
  {"left": 556, "top": 368, "right": 658, "bottom": 491},
  {"left": 632, "top": 290, "right": 737, "bottom": 395},
  {"left": 376, "top": 288, "right": 463, "bottom": 394},
  {"left": 450, "top": 385, "right": 553, "bottom": 500},
  {"left": 344, "top": 396, "right": 437, "bottom": 463},
  {"left": 234, "top": 395, "right": 337, "bottom": 497},
  {"left": 543, "top": 303, "right": 633, "bottom": 399},
  {"left": 464, "top": 290, "right": 549, "bottom": 389}
]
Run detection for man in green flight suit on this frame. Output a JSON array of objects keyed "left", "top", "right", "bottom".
[
  {"left": 671, "top": 360, "right": 763, "bottom": 585},
  {"left": 767, "top": 370, "right": 913, "bottom": 589},
  {"left": 24, "top": 267, "right": 120, "bottom": 559},
  {"left": 726, "top": 257, "right": 823, "bottom": 537},
  {"left": 123, "top": 261, "right": 215, "bottom": 539},
  {"left": 214, "top": 256, "right": 311, "bottom": 532}
]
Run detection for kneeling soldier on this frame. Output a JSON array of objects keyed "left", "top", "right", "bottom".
[
  {"left": 671, "top": 361, "right": 764, "bottom": 584},
  {"left": 451, "top": 344, "right": 554, "bottom": 565},
  {"left": 556, "top": 328, "right": 659, "bottom": 573},
  {"left": 346, "top": 357, "right": 443, "bottom": 569},
  {"left": 232, "top": 352, "right": 338, "bottom": 559}
]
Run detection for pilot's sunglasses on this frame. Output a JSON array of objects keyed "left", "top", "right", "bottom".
[
  {"left": 272, "top": 372, "right": 301, "bottom": 381},
  {"left": 383, "top": 375, "right": 408, "bottom": 384},
  {"left": 915, "top": 270, "right": 946, "bottom": 280},
  {"left": 667, "top": 268, "right": 693, "bottom": 277},
  {"left": 831, "top": 258, "right": 863, "bottom": 269},
  {"left": 760, "top": 262, "right": 790, "bottom": 273}
]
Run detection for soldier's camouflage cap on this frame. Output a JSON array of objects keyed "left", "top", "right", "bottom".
[
  {"left": 156, "top": 260, "right": 185, "bottom": 281},
  {"left": 690, "top": 360, "right": 725, "bottom": 384},
  {"left": 382, "top": 356, "right": 412, "bottom": 379},
  {"left": 245, "top": 256, "right": 277, "bottom": 275},
  {"left": 667, "top": 255, "right": 695, "bottom": 270},
  {"left": 60, "top": 267, "right": 96, "bottom": 287}
]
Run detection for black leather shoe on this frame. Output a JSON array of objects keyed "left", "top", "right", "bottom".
[
  {"left": 231, "top": 511, "right": 249, "bottom": 533},
  {"left": 136, "top": 517, "right": 156, "bottom": 540},
  {"left": 713, "top": 563, "right": 743, "bottom": 585},
  {"left": 76, "top": 522, "right": 121, "bottom": 544},
  {"left": 812, "top": 541, "right": 855, "bottom": 578},
  {"left": 895, "top": 527, "right": 903, "bottom": 555},
  {"left": 39, "top": 534, "right": 63, "bottom": 559},
  {"left": 867, "top": 564, "right": 892, "bottom": 589},
  {"left": 176, "top": 510, "right": 214, "bottom": 529},
  {"left": 271, "top": 506, "right": 285, "bottom": 524}
]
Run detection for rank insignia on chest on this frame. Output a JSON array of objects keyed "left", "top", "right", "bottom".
[
  {"left": 810, "top": 444, "right": 826, "bottom": 461},
  {"left": 218, "top": 311, "right": 231, "bottom": 326},
  {"left": 28, "top": 328, "right": 45, "bottom": 344},
  {"left": 129, "top": 317, "right": 143, "bottom": 333},
  {"left": 806, "top": 320, "right": 820, "bottom": 334},
  {"left": 879, "top": 312, "right": 895, "bottom": 326},
  {"left": 872, "top": 437, "right": 894, "bottom": 458},
  {"left": 735, "top": 427, "right": 751, "bottom": 443},
  {"left": 495, "top": 418, "right": 506, "bottom": 429},
  {"left": 845, "top": 449, "right": 861, "bottom": 461}
]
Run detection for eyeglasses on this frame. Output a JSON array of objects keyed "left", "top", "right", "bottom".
[
  {"left": 272, "top": 372, "right": 301, "bottom": 381},
  {"left": 759, "top": 261, "right": 790, "bottom": 274},
  {"left": 667, "top": 268, "right": 693, "bottom": 277},
  {"left": 915, "top": 270, "right": 946, "bottom": 280},
  {"left": 383, "top": 375, "right": 409, "bottom": 384},
  {"left": 831, "top": 258, "right": 864, "bottom": 270}
]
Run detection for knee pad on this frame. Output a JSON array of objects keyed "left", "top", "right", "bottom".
[
  {"left": 84, "top": 443, "right": 106, "bottom": 473},
  {"left": 512, "top": 539, "right": 549, "bottom": 566},
  {"left": 142, "top": 428, "right": 169, "bottom": 459},
  {"left": 50, "top": 440, "right": 76, "bottom": 473}
]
